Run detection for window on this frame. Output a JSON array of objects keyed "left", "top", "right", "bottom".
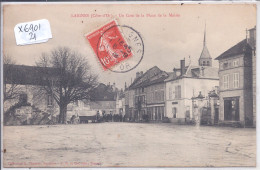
[
  {"left": 233, "top": 73, "right": 239, "bottom": 88},
  {"left": 175, "top": 85, "right": 181, "bottom": 99},
  {"left": 74, "top": 100, "right": 79, "bottom": 106},
  {"left": 135, "top": 96, "right": 138, "bottom": 104},
  {"left": 172, "top": 107, "right": 177, "bottom": 118},
  {"left": 223, "top": 74, "right": 229, "bottom": 89},
  {"left": 233, "top": 60, "right": 239, "bottom": 67},
  {"left": 228, "top": 61, "right": 232, "bottom": 67},
  {"left": 223, "top": 62, "right": 228, "bottom": 69},
  {"left": 47, "top": 94, "right": 53, "bottom": 106},
  {"left": 203, "top": 61, "right": 206, "bottom": 66},
  {"left": 19, "top": 94, "right": 28, "bottom": 104},
  {"left": 207, "top": 61, "right": 210, "bottom": 66},
  {"left": 169, "top": 87, "right": 172, "bottom": 99}
]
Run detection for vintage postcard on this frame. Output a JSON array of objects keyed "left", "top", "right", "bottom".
[{"left": 1, "top": 2, "right": 257, "bottom": 168}]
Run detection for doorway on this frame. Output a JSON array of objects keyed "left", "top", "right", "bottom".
[
  {"left": 224, "top": 97, "right": 239, "bottom": 121},
  {"left": 214, "top": 108, "right": 219, "bottom": 124}
]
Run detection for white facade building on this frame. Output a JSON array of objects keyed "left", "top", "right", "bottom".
[{"left": 165, "top": 26, "right": 219, "bottom": 123}]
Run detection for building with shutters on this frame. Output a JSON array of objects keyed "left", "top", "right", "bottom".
[
  {"left": 165, "top": 26, "right": 219, "bottom": 123},
  {"left": 215, "top": 26, "right": 256, "bottom": 127},
  {"left": 127, "top": 66, "right": 168, "bottom": 122}
]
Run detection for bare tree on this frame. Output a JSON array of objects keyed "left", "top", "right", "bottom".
[
  {"left": 3, "top": 55, "right": 23, "bottom": 102},
  {"left": 36, "top": 47, "right": 98, "bottom": 124}
]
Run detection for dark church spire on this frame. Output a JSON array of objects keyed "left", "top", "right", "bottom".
[{"left": 203, "top": 23, "right": 206, "bottom": 47}]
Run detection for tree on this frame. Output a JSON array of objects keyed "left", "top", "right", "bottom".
[
  {"left": 36, "top": 47, "right": 98, "bottom": 124},
  {"left": 3, "top": 55, "right": 23, "bottom": 103}
]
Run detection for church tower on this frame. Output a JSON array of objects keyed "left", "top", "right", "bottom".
[{"left": 198, "top": 24, "right": 212, "bottom": 66}]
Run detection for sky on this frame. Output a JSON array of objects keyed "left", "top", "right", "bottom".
[{"left": 2, "top": 3, "right": 256, "bottom": 89}]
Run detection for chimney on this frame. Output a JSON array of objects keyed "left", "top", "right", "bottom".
[
  {"left": 248, "top": 26, "right": 256, "bottom": 48},
  {"left": 180, "top": 59, "right": 185, "bottom": 76},
  {"left": 112, "top": 82, "right": 116, "bottom": 91},
  {"left": 173, "top": 67, "right": 176, "bottom": 77},
  {"left": 140, "top": 71, "right": 143, "bottom": 76},
  {"left": 125, "top": 82, "right": 127, "bottom": 90},
  {"left": 246, "top": 28, "right": 248, "bottom": 43}
]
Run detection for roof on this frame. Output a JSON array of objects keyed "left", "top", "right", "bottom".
[
  {"left": 164, "top": 72, "right": 177, "bottom": 82},
  {"left": 90, "top": 83, "right": 117, "bottom": 101},
  {"left": 215, "top": 39, "right": 252, "bottom": 60},
  {"left": 200, "top": 45, "right": 211, "bottom": 59},
  {"left": 186, "top": 65, "right": 218, "bottom": 79},
  {"left": 4, "top": 64, "right": 59, "bottom": 86},
  {"left": 129, "top": 66, "right": 168, "bottom": 89},
  {"left": 199, "top": 25, "right": 211, "bottom": 59},
  {"left": 165, "top": 65, "right": 219, "bottom": 82}
]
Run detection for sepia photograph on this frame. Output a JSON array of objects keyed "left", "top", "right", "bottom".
[{"left": 1, "top": 2, "right": 257, "bottom": 168}]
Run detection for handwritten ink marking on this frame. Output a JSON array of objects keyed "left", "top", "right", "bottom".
[{"left": 14, "top": 19, "right": 52, "bottom": 45}]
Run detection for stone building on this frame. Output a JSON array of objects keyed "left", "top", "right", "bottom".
[
  {"left": 165, "top": 60, "right": 219, "bottom": 124},
  {"left": 128, "top": 66, "right": 168, "bottom": 122},
  {"left": 3, "top": 64, "right": 118, "bottom": 125},
  {"left": 88, "top": 83, "right": 118, "bottom": 115},
  {"left": 3, "top": 64, "right": 60, "bottom": 125},
  {"left": 215, "top": 26, "right": 256, "bottom": 127}
]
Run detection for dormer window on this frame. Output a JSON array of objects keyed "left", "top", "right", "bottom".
[{"left": 223, "top": 62, "right": 228, "bottom": 69}]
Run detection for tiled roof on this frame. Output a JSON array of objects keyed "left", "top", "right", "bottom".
[
  {"left": 129, "top": 66, "right": 168, "bottom": 89},
  {"left": 4, "top": 64, "right": 59, "bottom": 86},
  {"left": 164, "top": 72, "right": 176, "bottom": 82},
  {"left": 215, "top": 39, "right": 252, "bottom": 60}
]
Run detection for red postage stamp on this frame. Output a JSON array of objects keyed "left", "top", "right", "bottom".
[{"left": 86, "top": 20, "right": 133, "bottom": 70}]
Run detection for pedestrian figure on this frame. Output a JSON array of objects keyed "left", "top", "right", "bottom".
[
  {"left": 97, "top": 111, "right": 100, "bottom": 122},
  {"left": 110, "top": 111, "right": 113, "bottom": 122}
]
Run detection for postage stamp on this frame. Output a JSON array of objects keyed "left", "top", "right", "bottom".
[
  {"left": 86, "top": 20, "right": 144, "bottom": 73},
  {"left": 86, "top": 20, "right": 133, "bottom": 70}
]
